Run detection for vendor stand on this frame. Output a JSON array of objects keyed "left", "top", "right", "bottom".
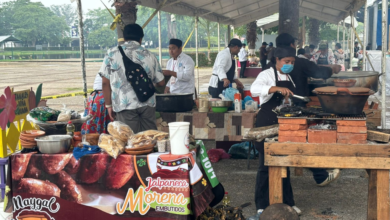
[{"left": 236, "top": 60, "right": 262, "bottom": 78}]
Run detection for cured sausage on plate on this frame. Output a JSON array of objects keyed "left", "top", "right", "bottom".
[
  {"left": 17, "top": 178, "right": 61, "bottom": 197},
  {"left": 42, "top": 153, "right": 72, "bottom": 174},
  {"left": 65, "top": 156, "right": 81, "bottom": 174},
  {"left": 104, "top": 155, "right": 134, "bottom": 189},
  {"left": 77, "top": 153, "right": 110, "bottom": 184},
  {"left": 52, "top": 171, "right": 82, "bottom": 203},
  {"left": 12, "top": 153, "right": 33, "bottom": 181}
]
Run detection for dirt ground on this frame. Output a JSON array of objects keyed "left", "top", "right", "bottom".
[{"left": 0, "top": 61, "right": 389, "bottom": 220}]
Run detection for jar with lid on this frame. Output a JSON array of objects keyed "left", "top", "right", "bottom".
[{"left": 198, "top": 92, "right": 210, "bottom": 112}]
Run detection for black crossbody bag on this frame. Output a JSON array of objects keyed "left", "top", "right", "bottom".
[{"left": 118, "top": 46, "right": 155, "bottom": 102}]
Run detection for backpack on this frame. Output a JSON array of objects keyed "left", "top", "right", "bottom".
[{"left": 118, "top": 46, "right": 155, "bottom": 103}]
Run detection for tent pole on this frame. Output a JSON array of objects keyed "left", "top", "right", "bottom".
[
  {"left": 337, "top": 23, "right": 340, "bottom": 42},
  {"left": 343, "top": 20, "right": 346, "bottom": 51},
  {"left": 261, "top": 28, "right": 264, "bottom": 43},
  {"left": 363, "top": 0, "right": 368, "bottom": 71},
  {"left": 76, "top": 0, "right": 87, "bottom": 107},
  {"left": 158, "top": 11, "right": 162, "bottom": 66},
  {"left": 349, "top": 13, "right": 354, "bottom": 72},
  {"left": 381, "top": 0, "right": 388, "bottom": 129},
  {"left": 373, "top": 1, "right": 378, "bottom": 49},
  {"left": 218, "top": 23, "right": 220, "bottom": 51},
  {"left": 195, "top": 16, "right": 199, "bottom": 94}
]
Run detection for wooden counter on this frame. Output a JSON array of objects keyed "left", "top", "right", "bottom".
[{"left": 265, "top": 142, "right": 390, "bottom": 219}]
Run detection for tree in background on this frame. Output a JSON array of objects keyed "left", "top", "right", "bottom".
[
  {"left": 11, "top": 1, "right": 69, "bottom": 46},
  {"left": 50, "top": 4, "right": 77, "bottom": 27},
  {"left": 246, "top": 21, "right": 257, "bottom": 51},
  {"left": 199, "top": 18, "right": 217, "bottom": 61},
  {"left": 308, "top": 18, "right": 320, "bottom": 46},
  {"left": 88, "top": 27, "right": 116, "bottom": 49},
  {"left": 111, "top": 0, "right": 137, "bottom": 45},
  {"left": 279, "top": 0, "right": 299, "bottom": 38}
]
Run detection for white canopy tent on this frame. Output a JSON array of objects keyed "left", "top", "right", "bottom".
[{"left": 139, "top": 0, "right": 366, "bottom": 27}]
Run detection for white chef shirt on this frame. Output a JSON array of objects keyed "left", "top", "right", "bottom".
[
  {"left": 250, "top": 67, "right": 295, "bottom": 104},
  {"left": 209, "top": 47, "right": 238, "bottom": 88},
  {"left": 238, "top": 47, "right": 247, "bottom": 62},
  {"left": 93, "top": 73, "right": 102, "bottom": 90},
  {"left": 165, "top": 52, "right": 195, "bottom": 95}
]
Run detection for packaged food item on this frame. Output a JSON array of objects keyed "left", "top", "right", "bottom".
[
  {"left": 57, "top": 111, "right": 72, "bottom": 122},
  {"left": 29, "top": 107, "right": 61, "bottom": 122},
  {"left": 127, "top": 130, "right": 168, "bottom": 149},
  {"left": 107, "top": 121, "right": 134, "bottom": 142},
  {"left": 98, "top": 134, "right": 125, "bottom": 159}
]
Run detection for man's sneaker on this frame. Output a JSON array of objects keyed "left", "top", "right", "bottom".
[
  {"left": 292, "top": 206, "right": 302, "bottom": 216},
  {"left": 317, "top": 169, "right": 340, "bottom": 187},
  {"left": 246, "top": 209, "right": 263, "bottom": 220}
]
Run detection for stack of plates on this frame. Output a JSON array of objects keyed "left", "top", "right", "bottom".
[
  {"left": 125, "top": 145, "right": 154, "bottom": 155},
  {"left": 20, "top": 130, "right": 46, "bottom": 149}
]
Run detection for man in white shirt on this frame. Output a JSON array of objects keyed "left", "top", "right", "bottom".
[
  {"left": 238, "top": 43, "right": 247, "bottom": 78},
  {"left": 163, "top": 39, "right": 195, "bottom": 96},
  {"left": 208, "top": 39, "right": 244, "bottom": 98}
]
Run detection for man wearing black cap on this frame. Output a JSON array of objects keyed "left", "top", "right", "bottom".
[
  {"left": 164, "top": 39, "right": 195, "bottom": 96},
  {"left": 101, "top": 24, "right": 165, "bottom": 133},
  {"left": 267, "top": 42, "right": 275, "bottom": 62},
  {"left": 260, "top": 42, "right": 268, "bottom": 69},
  {"left": 208, "top": 38, "right": 244, "bottom": 98},
  {"left": 273, "top": 33, "right": 341, "bottom": 188}
]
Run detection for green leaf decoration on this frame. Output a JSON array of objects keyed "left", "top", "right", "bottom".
[{"left": 35, "top": 83, "right": 42, "bottom": 106}]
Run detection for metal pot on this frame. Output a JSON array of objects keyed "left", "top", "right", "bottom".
[
  {"left": 156, "top": 93, "right": 194, "bottom": 112},
  {"left": 35, "top": 135, "right": 72, "bottom": 154},
  {"left": 326, "top": 71, "right": 379, "bottom": 92},
  {"left": 313, "top": 87, "right": 373, "bottom": 115}
]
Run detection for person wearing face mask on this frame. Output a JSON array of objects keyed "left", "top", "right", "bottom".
[
  {"left": 247, "top": 46, "right": 300, "bottom": 220},
  {"left": 208, "top": 38, "right": 244, "bottom": 98}
]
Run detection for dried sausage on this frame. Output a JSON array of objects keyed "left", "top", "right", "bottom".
[
  {"left": 65, "top": 156, "right": 80, "bottom": 174},
  {"left": 17, "top": 178, "right": 60, "bottom": 197},
  {"left": 77, "top": 153, "right": 110, "bottom": 184},
  {"left": 52, "top": 171, "right": 82, "bottom": 203},
  {"left": 12, "top": 153, "right": 33, "bottom": 181},
  {"left": 104, "top": 155, "right": 134, "bottom": 189},
  {"left": 24, "top": 156, "right": 47, "bottom": 180},
  {"left": 42, "top": 153, "right": 72, "bottom": 174}
]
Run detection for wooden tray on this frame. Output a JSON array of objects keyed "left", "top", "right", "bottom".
[
  {"left": 125, "top": 144, "right": 155, "bottom": 151},
  {"left": 124, "top": 148, "right": 153, "bottom": 155}
]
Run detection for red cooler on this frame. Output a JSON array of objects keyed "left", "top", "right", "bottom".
[{"left": 243, "top": 85, "right": 260, "bottom": 104}]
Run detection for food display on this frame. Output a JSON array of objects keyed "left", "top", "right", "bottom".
[
  {"left": 12, "top": 153, "right": 33, "bottom": 181},
  {"left": 107, "top": 121, "right": 133, "bottom": 142},
  {"left": 42, "top": 153, "right": 72, "bottom": 174},
  {"left": 104, "top": 154, "right": 135, "bottom": 189},
  {"left": 29, "top": 107, "right": 61, "bottom": 122},
  {"left": 17, "top": 178, "right": 61, "bottom": 197},
  {"left": 51, "top": 171, "right": 82, "bottom": 203},
  {"left": 98, "top": 134, "right": 125, "bottom": 158},
  {"left": 127, "top": 130, "right": 168, "bottom": 149},
  {"left": 76, "top": 153, "right": 110, "bottom": 184}
]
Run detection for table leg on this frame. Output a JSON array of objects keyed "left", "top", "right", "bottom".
[
  {"left": 269, "top": 166, "right": 283, "bottom": 204},
  {"left": 367, "top": 169, "right": 390, "bottom": 220},
  {"left": 367, "top": 170, "right": 377, "bottom": 220},
  {"left": 376, "top": 170, "right": 390, "bottom": 220}
]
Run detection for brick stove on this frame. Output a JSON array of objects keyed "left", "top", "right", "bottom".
[{"left": 277, "top": 112, "right": 368, "bottom": 144}]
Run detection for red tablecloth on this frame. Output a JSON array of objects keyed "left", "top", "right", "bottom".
[{"left": 6, "top": 151, "right": 214, "bottom": 220}]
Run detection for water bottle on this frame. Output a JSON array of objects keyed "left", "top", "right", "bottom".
[
  {"left": 66, "top": 121, "right": 75, "bottom": 136},
  {"left": 222, "top": 192, "right": 230, "bottom": 207}
]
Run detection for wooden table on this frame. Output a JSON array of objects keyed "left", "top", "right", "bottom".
[{"left": 264, "top": 142, "right": 390, "bottom": 220}]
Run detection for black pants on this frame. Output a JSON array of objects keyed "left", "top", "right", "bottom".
[
  {"left": 240, "top": 61, "right": 247, "bottom": 78},
  {"left": 255, "top": 140, "right": 295, "bottom": 210},
  {"left": 310, "top": 168, "right": 328, "bottom": 184},
  {"left": 208, "top": 86, "right": 222, "bottom": 99},
  {"left": 260, "top": 59, "right": 267, "bottom": 70}
]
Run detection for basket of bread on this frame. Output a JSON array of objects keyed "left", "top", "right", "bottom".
[{"left": 125, "top": 130, "right": 169, "bottom": 155}]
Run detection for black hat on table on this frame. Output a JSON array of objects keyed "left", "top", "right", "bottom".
[
  {"left": 228, "top": 38, "right": 243, "bottom": 47},
  {"left": 169, "top": 38, "right": 183, "bottom": 48}
]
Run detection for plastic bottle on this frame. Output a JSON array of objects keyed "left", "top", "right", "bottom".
[
  {"left": 222, "top": 192, "right": 230, "bottom": 207},
  {"left": 66, "top": 121, "right": 75, "bottom": 136}
]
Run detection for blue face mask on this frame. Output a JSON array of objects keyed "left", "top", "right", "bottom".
[{"left": 281, "top": 64, "right": 294, "bottom": 73}]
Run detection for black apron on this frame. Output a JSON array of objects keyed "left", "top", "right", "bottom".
[
  {"left": 254, "top": 67, "right": 296, "bottom": 209},
  {"left": 209, "top": 59, "right": 236, "bottom": 98},
  {"left": 317, "top": 54, "right": 329, "bottom": 65}
]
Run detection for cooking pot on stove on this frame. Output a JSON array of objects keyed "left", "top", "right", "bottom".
[
  {"left": 156, "top": 93, "right": 194, "bottom": 112},
  {"left": 313, "top": 87, "right": 374, "bottom": 115},
  {"left": 326, "top": 71, "right": 379, "bottom": 92}
]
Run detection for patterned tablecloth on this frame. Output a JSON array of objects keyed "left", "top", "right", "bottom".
[{"left": 157, "top": 111, "right": 257, "bottom": 141}]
